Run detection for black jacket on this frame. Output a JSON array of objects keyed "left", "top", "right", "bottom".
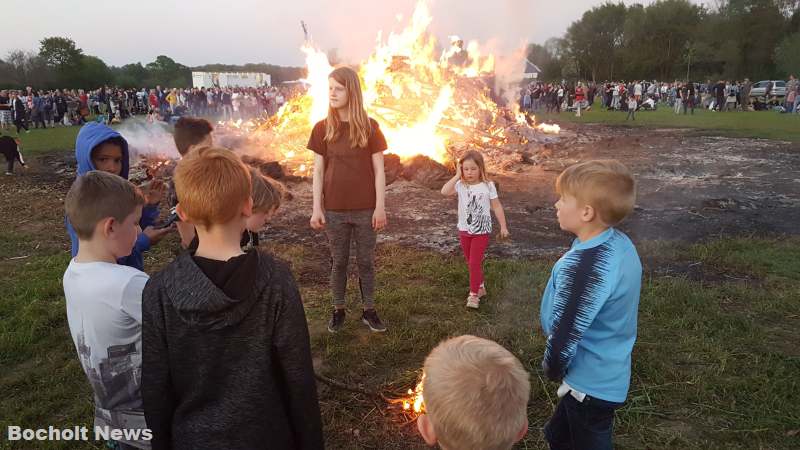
[
  {"left": 142, "top": 250, "right": 324, "bottom": 450},
  {"left": 11, "top": 98, "right": 26, "bottom": 120}
]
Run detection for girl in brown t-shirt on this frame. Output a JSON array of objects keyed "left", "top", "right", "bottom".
[{"left": 307, "top": 66, "right": 388, "bottom": 333}]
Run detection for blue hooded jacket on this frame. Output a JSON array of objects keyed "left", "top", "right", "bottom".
[{"left": 66, "top": 122, "right": 160, "bottom": 271}]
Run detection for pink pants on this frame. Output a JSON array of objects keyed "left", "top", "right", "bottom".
[{"left": 459, "top": 231, "right": 490, "bottom": 294}]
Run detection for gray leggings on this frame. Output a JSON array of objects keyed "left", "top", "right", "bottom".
[{"left": 325, "top": 209, "right": 376, "bottom": 309}]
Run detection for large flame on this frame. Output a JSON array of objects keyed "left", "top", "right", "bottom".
[{"left": 246, "top": 0, "right": 556, "bottom": 175}]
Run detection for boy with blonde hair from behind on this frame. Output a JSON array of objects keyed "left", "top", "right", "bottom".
[
  {"left": 417, "top": 335, "right": 530, "bottom": 450},
  {"left": 540, "top": 159, "right": 641, "bottom": 450}
]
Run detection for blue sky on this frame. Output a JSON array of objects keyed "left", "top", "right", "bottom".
[{"left": 1, "top": 0, "right": 699, "bottom": 67}]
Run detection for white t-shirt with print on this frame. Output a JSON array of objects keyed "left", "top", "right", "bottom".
[
  {"left": 456, "top": 180, "right": 498, "bottom": 235},
  {"left": 63, "top": 259, "right": 151, "bottom": 448}
]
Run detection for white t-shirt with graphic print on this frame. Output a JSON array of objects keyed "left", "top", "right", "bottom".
[
  {"left": 456, "top": 180, "right": 498, "bottom": 235},
  {"left": 63, "top": 259, "right": 151, "bottom": 449}
]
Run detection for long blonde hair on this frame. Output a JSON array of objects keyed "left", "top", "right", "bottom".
[{"left": 324, "top": 66, "right": 371, "bottom": 148}]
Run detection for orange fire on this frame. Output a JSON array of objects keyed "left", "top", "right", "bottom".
[
  {"left": 246, "top": 0, "right": 558, "bottom": 175},
  {"left": 389, "top": 378, "right": 425, "bottom": 416},
  {"left": 402, "top": 380, "right": 425, "bottom": 414}
]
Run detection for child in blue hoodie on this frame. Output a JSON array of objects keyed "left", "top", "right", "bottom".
[{"left": 66, "top": 122, "right": 172, "bottom": 270}]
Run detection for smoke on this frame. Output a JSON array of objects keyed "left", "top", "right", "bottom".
[
  {"left": 484, "top": 39, "right": 528, "bottom": 108},
  {"left": 117, "top": 118, "right": 180, "bottom": 160}
]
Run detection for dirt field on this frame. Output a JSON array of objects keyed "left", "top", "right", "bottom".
[
  {"left": 268, "top": 124, "right": 800, "bottom": 257},
  {"left": 5, "top": 124, "right": 798, "bottom": 259}
]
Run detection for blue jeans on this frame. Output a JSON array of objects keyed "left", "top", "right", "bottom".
[{"left": 544, "top": 392, "right": 623, "bottom": 450}]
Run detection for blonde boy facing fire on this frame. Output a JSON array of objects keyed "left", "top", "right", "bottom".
[{"left": 417, "top": 335, "right": 530, "bottom": 450}]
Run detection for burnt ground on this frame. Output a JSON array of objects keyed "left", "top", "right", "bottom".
[
  {"left": 5, "top": 124, "right": 798, "bottom": 260},
  {"left": 267, "top": 124, "right": 800, "bottom": 257}
]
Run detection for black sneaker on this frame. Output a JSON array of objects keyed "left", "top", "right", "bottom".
[
  {"left": 327, "top": 309, "right": 345, "bottom": 333},
  {"left": 361, "top": 309, "right": 387, "bottom": 332}
]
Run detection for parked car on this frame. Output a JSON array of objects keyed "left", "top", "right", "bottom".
[{"left": 749, "top": 80, "right": 786, "bottom": 99}]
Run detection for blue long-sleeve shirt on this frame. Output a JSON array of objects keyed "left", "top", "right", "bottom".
[
  {"left": 66, "top": 122, "right": 160, "bottom": 271},
  {"left": 539, "top": 228, "right": 642, "bottom": 403}
]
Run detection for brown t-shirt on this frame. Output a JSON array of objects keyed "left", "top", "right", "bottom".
[{"left": 307, "top": 118, "right": 387, "bottom": 211}]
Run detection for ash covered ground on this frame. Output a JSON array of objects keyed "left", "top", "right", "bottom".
[
  {"left": 9, "top": 124, "right": 799, "bottom": 260},
  {"left": 263, "top": 124, "right": 800, "bottom": 257}
]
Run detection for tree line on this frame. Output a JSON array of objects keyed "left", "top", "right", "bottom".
[
  {"left": 527, "top": 0, "right": 800, "bottom": 82},
  {"left": 0, "top": 37, "right": 306, "bottom": 90}
]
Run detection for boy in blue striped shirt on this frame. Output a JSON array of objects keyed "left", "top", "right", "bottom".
[{"left": 540, "top": 160, "right": 642, "bottom": 450}]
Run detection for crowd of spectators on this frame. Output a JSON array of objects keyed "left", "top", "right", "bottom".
[
  {"left": 519, "top": 76, "right": 800, "bottom": 115},
  {"left": 0, "top": 84, "right": 305, "bottom": 133}
]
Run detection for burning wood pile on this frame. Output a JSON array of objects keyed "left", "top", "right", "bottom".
[
  {"left": 208, "top": 0, "right": 563, "bottom": 188},
  {"left": 130, "top": 0, "right": 572, "bottom": 189}
]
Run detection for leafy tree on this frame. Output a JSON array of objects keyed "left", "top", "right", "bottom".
[
  {"left": 77, "top": 55, "right": 112, "bottom": 88},
  {"left": 774, "top": 31, "right": 800, "bottom": 76},
  {"left": 145, "top": 55, "right": 191, "bottom": 87},
  {"left": 112, "top": 63, "right": 149, "bottom": 88},
  {"left": 565, "top": 2, "right": 627, "bottom": 81},
  {"left": 39, "top": 37, "right": 83, "bottom": 69},
  {"left": 526, "top": 43, "right": 562, "bottom": 81},
  {"left": 714, "top": 0, "right": 788, "bottom": 79},
  {"left": 5, "top": 50, "right": 53, "bottom": 89}
]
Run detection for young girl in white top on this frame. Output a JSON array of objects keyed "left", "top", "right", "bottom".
[{"left": 441, "top": 150, "right": 509, "bottom": 308}]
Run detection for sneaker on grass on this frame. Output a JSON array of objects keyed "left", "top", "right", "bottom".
[
  {"left": 328, "top": 308, "right": 345, "bottom": 333},
  {"left": 361, "top": 309, "right": 386, "bottom": 332}
]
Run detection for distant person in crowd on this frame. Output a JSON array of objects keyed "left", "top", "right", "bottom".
[
  {"left": 10, "top": 92, "right": 30, "bottom": 133},
  {"left": 0, "top": 133, "right": 26, "bottom": 175},
  {"left": 626, "top": 95, "right": 637, "bottom": 121}
]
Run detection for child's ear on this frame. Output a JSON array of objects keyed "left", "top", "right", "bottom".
[
  {"left": 416, "top": 414, "right": 438, "bottom": 447},
  {"left": 100, "top": 217, "right": 115, "bottom": 238},
  {"left": 242, "top": 197, "right": 253, "bottom": 218},
  {"left": 175, "top": 203, "right": 191, "bottom": 223},
  {"left": 515, "top": 417, "right": 529, "bottom": 442},
  {"left": 580, "top": 204, "right": 596, "bottom": 223}
]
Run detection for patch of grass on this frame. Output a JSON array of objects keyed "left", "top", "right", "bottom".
[
  {"left": 687, "top": 236, "right": 800, "bottom": 282},
  {"left": 538, "top": 107, "right": 800, "bottom": 142},
  {"left": 4, "top": 126, "right": 82, "bottom": 156},
  {"left": 2, "top": 237, "right": 798, "bottom": 449}
]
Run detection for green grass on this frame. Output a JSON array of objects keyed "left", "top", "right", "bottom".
[
  {"left": 537, "top": 106, "right": 800, "bottom": 142},
  {"left": 6, "top": 106, "right": 800, "bottom": 158},
  {"left": 2, "top": 234, "right": 798, "bottom": 449},
  {"left": 4, "top": 125, "right": 82, "bottom": 156}
]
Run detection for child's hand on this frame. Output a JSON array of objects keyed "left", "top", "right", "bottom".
[
  {"left": 310, "top": 209, "right": 326, "bottom": 230},
  {"left": 143, "top": 180, "right": 166, "bottom": 206},
  {"left": 498, "top": 228, "right": 510, "bottom": 240},
  {"left": 143, "top": 225, "right": 174, "bottom": 246},
  {"left": 372, "top": 207, "right": 387, "bottom": 231}
]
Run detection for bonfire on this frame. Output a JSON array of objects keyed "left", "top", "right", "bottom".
[{"left": 220, "top": 0, "right": 558, "bottom": 177}]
